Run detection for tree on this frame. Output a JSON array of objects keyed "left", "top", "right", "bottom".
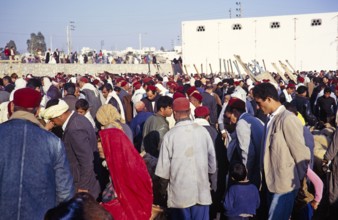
[
  {"left": 27, "top": 32, "right": 47, "bottom": 54},
  {"left": 160, "top": 46, "right": 165, "bottom": 52}
]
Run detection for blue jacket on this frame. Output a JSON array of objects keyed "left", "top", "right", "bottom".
[{"left": 0, "top": 117, "right": 74, "bottom": 220}]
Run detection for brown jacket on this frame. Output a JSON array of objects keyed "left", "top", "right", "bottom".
[{"left": 263, "top": 105, "right": 310, "bottom": 194}]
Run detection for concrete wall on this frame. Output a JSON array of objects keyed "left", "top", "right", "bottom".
[
  {"left": 0, "top": 63, "right": 174, "bottom": 77},
  {"left": 182, "top": 12, "right": 338, "bottom": 74}
]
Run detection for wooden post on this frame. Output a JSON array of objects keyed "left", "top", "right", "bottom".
[
  {"left": 201, "top": 64, "right": 203, "bottom": 74},
  {"left": 223, "top": 59, "right": 227, "bottom": 75},
  {"left": 193, "top": 64, "right": 200, "bottom": 75},
  {"left": 184, "top": 64, "right": 189, "bottom": 76},
  {"left": 209, "top": 63, "right": 213, "bottom": 75}
]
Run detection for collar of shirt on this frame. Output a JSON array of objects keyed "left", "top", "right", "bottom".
[
  {"left": 194, "top": 118, "right": 210, "bottom": 126},
  {"left": 267, "top": 105, "right": 284, "bottom": 128},
  {"left": 62, "top": 111, "right": 75, "bottom": 131}
]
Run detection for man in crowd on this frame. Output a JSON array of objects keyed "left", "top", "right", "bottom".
[
  {"left": 142, "top": 96, "right": 173, "bottom": 158},
  {"left": 156, "top": 97, "right": 216, "bottom": 219},
  {"left": 41, "top": 99, "right": 101, "bottom": 200},
  {"left": 252, "top": 83, "right": 310, "bottom": 220},
  {"left": 0, "top": 88, "right": 74, "bottom": 219}
]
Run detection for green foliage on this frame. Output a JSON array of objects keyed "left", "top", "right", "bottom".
[{"left": 27, "top": 32, "right": 47, "bottom": 54}]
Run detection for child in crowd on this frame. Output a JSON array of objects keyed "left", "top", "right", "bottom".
[
  {"left": 223, "top": 162, "right": 260, "bottom": 220},
  {"left": 75, "top": 99, "right": 96, "bottom": 129}
]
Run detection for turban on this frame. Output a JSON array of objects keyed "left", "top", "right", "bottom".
[
  {"left": 40, "top": 99, "right": 69, "bottom": 120},
  {"left": 96, "top": 104, "right": 123, "bottom": 129}
]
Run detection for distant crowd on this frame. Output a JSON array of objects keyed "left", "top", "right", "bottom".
[
  {"left": 1, "top": 46, "right": 181, "bottom": 65},
  {"left": 0, "top": 69, "right": 338, "bottom": 220}
]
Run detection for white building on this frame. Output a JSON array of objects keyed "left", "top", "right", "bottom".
[{"left": 182, "top": 12, "right": 338, "bottom": 74}]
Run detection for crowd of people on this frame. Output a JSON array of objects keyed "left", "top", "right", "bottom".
[
  {"left": 1, "top": 46, "right": 177, "bottom": 65},
  {"left": 0, "top": 69, "right": 338, "bottom": 220}
]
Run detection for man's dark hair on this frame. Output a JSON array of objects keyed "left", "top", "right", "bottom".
[
  {"left": 296, "top": 85, "right": 308, "bottom": 95},
  {"left": 26, "top": 78, "right": 42, "bottom": 89},
  {"left": 252, "top": 83, "right": 279, "bottom": 101},
  {"left": 75, "top": 99, "right": 89, "bottom": 111},
  {"left": 283, "top": 102, "right": 298, "bottom": 116},
  {"left": 157, "top": 96, "right": 173, "bottom": 110},
  {"left": 229, "top": 162, "right": 247, "bottom": 182},
  {"left": 46, "top": 98, "right": 60, "bottom": 108},
  {"left": 3, "top": 76, "right": 12, "bottom": 83},
  {"left": 113, "top": 86, "right": 121, "bottom": 92},
  {"left": 101, "top": 83, "right": 113, "bottom": 92},
  {"left": 63, "top": 83, "right": 76, "bottom": 95},
  {"left": 324, "top": 87, "right": 332, "bottom": 94},
  {"left": 194, "top": 80, "right": 202, "bottom": 88}
]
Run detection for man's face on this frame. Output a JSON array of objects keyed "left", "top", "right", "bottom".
[
  {"left": 147, "top": 90, "right": 156, "bottom": 100},
  {"left": 50, "top": 116, "right": 63, "bottom": 127},
  {"left": 225, "top": 111, "right": 237, "bottom": 125},
  {"left": 163, "top": 106, "right": 173, "bottom": 117},
  {"left": 76, "top": 108, "right": 86, "bottom": 116},
  {"left": 287, "top": 87, "right": 295, "bottom": 95},
  {"left": 254, "top": 97, "right": 271, "bottom": 115},
  {"left": 102, "top": 88, "right": 109, "bottom": 99},
  {"left": 75, "top": 87, "right": 80, "bottom": 98},
  {"left": 324, "top": 92, "right": 331, "bottom": 98}
]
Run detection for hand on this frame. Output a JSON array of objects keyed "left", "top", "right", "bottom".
[
  {"left": 45, "top": 121, "right": 55, "bottom": 131},
  {"left": 310, "top": 200, "right": 319, "bottom": 210},
  {"left": 78, "top": 189, "right": 89, "bottom": 193}
]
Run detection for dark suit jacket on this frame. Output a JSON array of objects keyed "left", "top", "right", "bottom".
[
  {"left": 63, "top": 95, "right": 78, "bottom": 112},
  {"left": 141, "top": 95, "right": 160, "bottom": 113},
  {"left": 62, "top": 113, "right": 101, "bottom": 199},
  {"left": 202, "top": 92, "right": 218, "bottom": 126}
]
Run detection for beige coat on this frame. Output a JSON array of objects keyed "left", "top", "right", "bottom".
[{"left": 263, "top": 106, "right": 310, "bottom": 194}]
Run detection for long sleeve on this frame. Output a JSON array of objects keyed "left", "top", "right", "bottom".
[
  {"left": 54, "top": 140, "right": 75, "bottom": 204},
  {"left": 218, "top": 102, "right": 228, "bottom": 131},
  {"left": 307, "top": 167, "right": 323, "bottom": 203},
  {"left": 324, "top": 129, "right": 338, "bottom": 161}
]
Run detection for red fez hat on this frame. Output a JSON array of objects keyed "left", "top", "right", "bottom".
[
  {"left": 186, "top": 86, "right": 197, "bottom": 96},
  {"left": 194, "top": 106, "right": 210, "bottom": 117},
  {"left": 176, "top": 86, "right": 184, "bottom": 93},
  {"left": 79, "top": 76, "right": 89, "bottom": 83},
  {"left": 234, "top": 80, "right": 242, "bottom": 86},
  {"left": 92, "top": 79, "right": 100, "bottom": 85},
  {"left": 262, "top": 79, "right": 270, "bottom": 83},
  {"left": 287, "top": 83, "right": 296, "bottom": 89},
  {"left": 147, "top": 85, "right": 157, "bottom": 92},
  {"left": 121, "top": 81, "right": 127, "bottom": 87},
  {"left": 133, "top": 82, "right": 142, "bottom": 90},
  {"left": 173, "top": 92, "right": 186, "bottom": 100},
  {"left": 228, "top": 98, "right": 246, "bottom": 111},
  {"left": 143, "top": 77, "right": 152, "bottom": 83},
  {"left": 298, "top": 77, "right": 305, "bottom": 83},
  {"left": 173, "top": 97, "right": 190, "bottom": 111},
  {"left": 14, "top": 88, "right": 42, "bottom": 108},
  {"left": 191, "top": 92, "right": 203, "bottom": 102}
]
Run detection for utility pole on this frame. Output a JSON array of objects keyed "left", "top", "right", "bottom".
[
  {"left": 236, "top": 2, "right": 242, "bottom": 18},
  {"left": 67, "top": 21, "right": 75, "bottom": 55},
  {"left": 229, "top": 8, "right": 232, "bottom": 19}
]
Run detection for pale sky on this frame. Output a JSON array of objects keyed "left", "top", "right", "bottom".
[{"left": 1, "top": 0, "right": 337, "bottom": 53}]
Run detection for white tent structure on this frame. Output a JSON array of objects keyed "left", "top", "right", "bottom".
[{"left": 182, "top": 12, "right": 338, "bottom": 75}]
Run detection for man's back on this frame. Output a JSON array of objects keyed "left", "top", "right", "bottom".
[
  {"left": 0, "top": 119, "right": 74, "bottom": 220},
  {"left": 63, "top": 113, "right": 101, "bottom": 199},
  {"left": 155, "top": 120, "right": 216, "bottom": 208}
]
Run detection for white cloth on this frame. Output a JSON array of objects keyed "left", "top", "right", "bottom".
[
  {"left": 81, "top": 83, "right": 99, "bottom": 97},
  {"left": 40, "top": 99, "right": 69, "bottom": 120},
  {"left": 105, "top": 91, "right": 125, "bottom": 121}
]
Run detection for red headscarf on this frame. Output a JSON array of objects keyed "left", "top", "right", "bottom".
[{"left": 100, "top": 128, "right": 152, "bottom": 220}]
